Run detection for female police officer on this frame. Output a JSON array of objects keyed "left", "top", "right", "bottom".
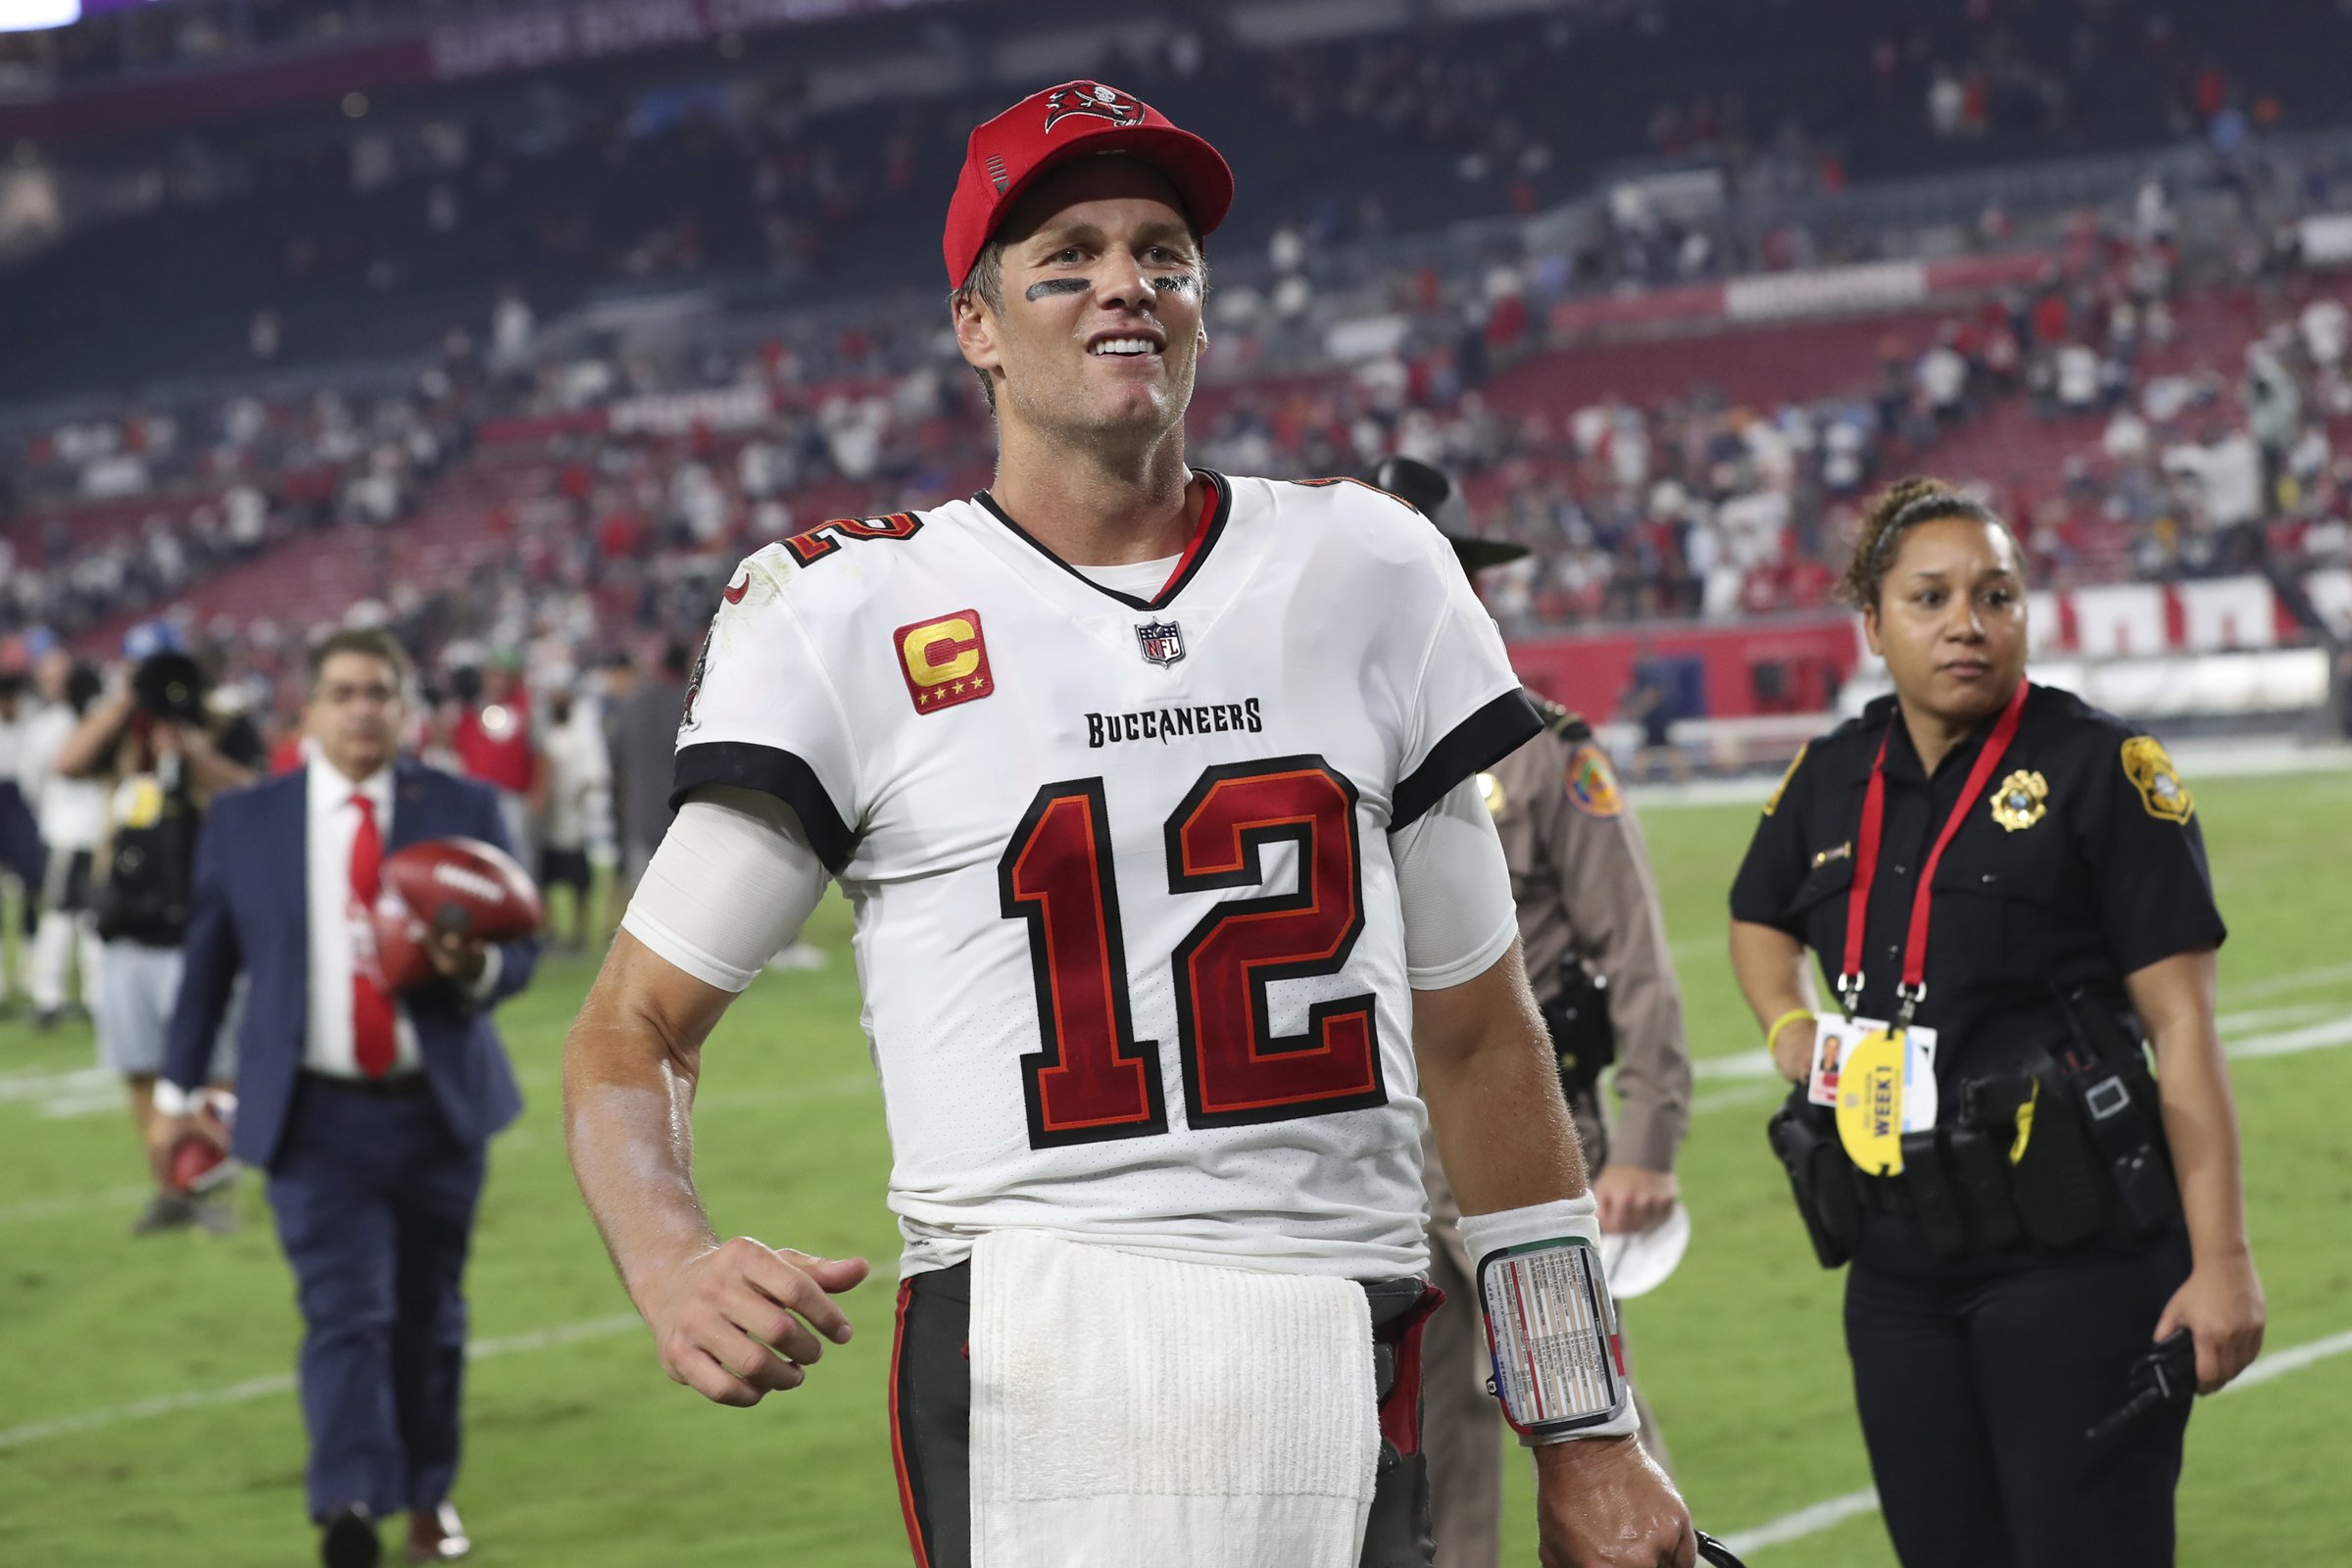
[{"left": 1727, "top": 477, "right": 2264, "bottom": 1567}]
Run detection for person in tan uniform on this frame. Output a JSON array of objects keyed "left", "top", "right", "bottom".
[{"left": 1368, "top": 458, "right": 1695, "bottom": 1568}]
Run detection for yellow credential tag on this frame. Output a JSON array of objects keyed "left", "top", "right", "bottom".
[{"left": 1836, "top": 1029, "right": 1909, "bottom": 1176}]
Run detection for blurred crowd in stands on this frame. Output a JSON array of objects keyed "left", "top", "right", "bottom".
[
  {"left": 6, "top": 0, "right": 2352, "bottom": 760},
  {"left": 7, "top": 0, "right": 2347, "bottom": 401}
]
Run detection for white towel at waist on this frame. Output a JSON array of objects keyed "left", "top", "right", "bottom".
[{"left": 968, "top": 1227, "right": 1381, "bottom": 1568}]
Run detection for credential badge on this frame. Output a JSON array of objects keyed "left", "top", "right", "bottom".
[{"left": 1134, "top": 618, "right": 1186, "bottom": 668}]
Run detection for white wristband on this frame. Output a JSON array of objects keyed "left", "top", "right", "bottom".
[
  {"left": 151, "top": 1080, "right": 195, "bottom": 1117},
  {"left": 1459, "top": 1194, "right": 1640, "bottom": 1445}
]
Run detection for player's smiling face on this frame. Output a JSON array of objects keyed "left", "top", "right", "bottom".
[{"left": 956, "top": 158, "right": 1206, "bottom": 445}]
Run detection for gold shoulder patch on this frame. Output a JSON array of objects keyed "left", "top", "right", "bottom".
[
  {"left": 1763, "top": 743, "right": 1808, "bottom": 817},
  {"left": 1564, "top": 742, "right": 1624, "bottom": 817},
  {"left": 2120, "top": 736, "right": 2194, "bottom": 824}
]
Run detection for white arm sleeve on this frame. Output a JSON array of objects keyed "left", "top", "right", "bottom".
[
  {"left": 1394, "top": 775, "right": 1520, "bottom": 991},
  {"left": 619, "top": 786, "right": 829, "bottom": 993}
]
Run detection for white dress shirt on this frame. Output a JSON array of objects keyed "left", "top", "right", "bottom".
[
  {"left": 306, "top": 762, "right": 421, "bottom": 1079},
  {"left": 303, "top": 762, "right": 502, "bottom": 1079}
]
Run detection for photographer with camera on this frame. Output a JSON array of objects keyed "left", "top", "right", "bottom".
[{"left": 54, "top": 622, "right": 265, "bottom": 1235}]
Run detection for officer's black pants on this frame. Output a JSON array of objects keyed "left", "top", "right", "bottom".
[{"left": 1845, "top": 1224, "right": 2193, "bottom": 1568}]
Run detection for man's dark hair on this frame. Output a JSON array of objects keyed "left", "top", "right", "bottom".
[
  {"left": 661, "top": 640, "right": 692, "bottom": 679},
  {"left": 306, "top": 626, "right": 415, "bottom": 696}
]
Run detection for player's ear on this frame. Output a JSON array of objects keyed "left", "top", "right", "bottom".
[
  {"left": 953, "top": 292, "right": 1004, "bottom": 378},
  {"left": 1860, "top": 601, "right": 1885, "bottom": 658}
]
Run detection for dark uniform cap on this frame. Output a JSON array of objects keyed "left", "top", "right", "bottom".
[{"left": 1363, "top": 456, "right": 1529, "bottom": 572}]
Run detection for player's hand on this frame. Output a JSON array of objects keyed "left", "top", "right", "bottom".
[
  {"left": 144, "top": 1109, "right": 198, "bottom": 1182},
  {"left": 2153, "top": 1251, "right": 2265, "bottom": 1393},
  {"left": 1533, "top": 1435, "right": 1695, "bottom": 1568},
  {"left": 420, "top": 926, "right": 489, "bottom": 985},
  {"left": 1770, "top": 1015, "right": 1817, "bottom": 1083},
  {"left": 1592, "top": 1164, "right": 1678, "bottom": 1236},
  {"left": 638, "top": 1237, "right": 870, "bottom": 1407}
]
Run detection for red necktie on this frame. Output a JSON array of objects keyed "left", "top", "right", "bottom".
[{"left": 350, "top": 795, "right": 397, "bottom": 1079}]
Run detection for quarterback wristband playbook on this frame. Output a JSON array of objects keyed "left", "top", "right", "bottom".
[{"left": 1459, "top": 1195, "right": 1638, "bottom": 1444}]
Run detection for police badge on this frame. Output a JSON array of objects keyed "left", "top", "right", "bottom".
[
  {"left": 1134, "top": 618, "right": 1185, "bottom": 667},
  {"left": 1989, "top": 768, "right": 2048, "bottom": 832}
]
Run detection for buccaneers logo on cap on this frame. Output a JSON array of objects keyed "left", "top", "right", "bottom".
[{"left": 1044, "top": 81, "right": 1146, "bottom": 133}]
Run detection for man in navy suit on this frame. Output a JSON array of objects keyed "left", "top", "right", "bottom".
[{"left": 154, "top": 627, "right": 537, "bottom": 1568}]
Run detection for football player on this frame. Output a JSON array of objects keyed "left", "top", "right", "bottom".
[{"left": 564, "top": 81, "right": 1693, "bottom": 1568}]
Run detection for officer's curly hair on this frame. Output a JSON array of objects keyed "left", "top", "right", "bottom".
[{"left": 1842, "top": 476, "right": 2010, "bottom": 608}]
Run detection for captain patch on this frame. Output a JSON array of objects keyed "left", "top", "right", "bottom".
[
  {"left": 1565, "top": 743, "right": 1624, "bottom": 817},
  {"left": 2120, "top": 737, "right": 2193, "bottom": 824}
]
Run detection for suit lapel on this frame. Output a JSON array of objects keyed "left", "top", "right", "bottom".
[
  {"left": 388, "top": 758, "right": 434, "bottom": 854},
  {"left": 280, "top": 767, "right": 313, "bottom": 924}
]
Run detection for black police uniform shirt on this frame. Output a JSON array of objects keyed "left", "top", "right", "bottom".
[{"left": 1731, "top": 683, "right": 2227, "bottom": 1086}]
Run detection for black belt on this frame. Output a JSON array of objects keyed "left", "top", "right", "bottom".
[
  {"left": 1856, "top": 1171, "right": 1917, "bottom": 1218},
  {"left": 299, "top": 1068, "right": 430, "bottom": 1099}
]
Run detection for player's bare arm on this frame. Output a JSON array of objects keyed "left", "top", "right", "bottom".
[
  {"left": 564, "top": 929, "right": 868, "bottom": 1408},
  {"left": 1413, "top": 948, "right": 1696, "bottom": 1568}
]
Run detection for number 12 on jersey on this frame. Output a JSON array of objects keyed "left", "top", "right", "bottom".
[{"left": 997, "top": 756, "right": 1386, "bottom": 1150}]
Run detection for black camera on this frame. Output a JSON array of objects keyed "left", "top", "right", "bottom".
[{"left": 131, "top": 651, "right": 210, "bottom": 723}]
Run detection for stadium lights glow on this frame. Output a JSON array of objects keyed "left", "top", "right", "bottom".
[{"left": 0, "top": 0, "right": 81, "bottom": 32}]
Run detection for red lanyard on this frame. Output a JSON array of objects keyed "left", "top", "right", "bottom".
[{"left": 1838, "top": 678, "right": 2031, "bottom": 1023}]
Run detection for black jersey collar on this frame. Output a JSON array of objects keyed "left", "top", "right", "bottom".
[{"left": 974, "top": 468, "right": 1231, "bottom": 613}]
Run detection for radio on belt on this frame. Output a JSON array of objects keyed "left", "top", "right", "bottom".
[{"left": 1477, "top": 1236, "right": 1631, "bottom": 1439}]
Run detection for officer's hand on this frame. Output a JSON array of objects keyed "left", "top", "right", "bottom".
[
  {"left": 1533, "top": 1434, "right": 1696, "bottom": 1567},
  {"left": 1770, "top": 1015, "right": 1817, "bottom": 1083},
  {"left": 637, "top": 1237, "right": 868, "bottom": 1407},
  {"left": 2154, "top": 1252, "right": 2266, "bottom": 1394},
  {"left": 1592, "top": 1164, "right": 1679, "bottom": 1236}
]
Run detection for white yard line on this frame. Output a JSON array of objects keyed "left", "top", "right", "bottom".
[
  {"left": 0, "top": 1313, "right": 643, "bottom": 1451},
  {"left": 2224, "top": 959, "right": 2352, "bottom": 1003},
  {"left": 1720, "top": 1326, "right": 2352, "bottom": 1556},
  {"left": 0, "top": 1183, "right": 152, "bottom": 1227}
]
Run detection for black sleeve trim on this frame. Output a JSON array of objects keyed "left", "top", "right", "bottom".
[
  {"left": 672, "top": 741, "right": 855, "bottom": 874},
  {"left": 1391, "top": 689, "right": 1545, "bottom": 831}
]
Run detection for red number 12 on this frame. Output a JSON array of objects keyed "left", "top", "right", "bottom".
[{"left": 998, "top": 757, "right": 1383, "bottom": 1150}]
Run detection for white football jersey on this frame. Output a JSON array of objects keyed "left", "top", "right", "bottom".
[{"left": 678, "top": 471, "right": 1540, "bottom": 1280}]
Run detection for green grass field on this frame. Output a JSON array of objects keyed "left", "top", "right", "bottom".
[{"left": 2, "top": 772, "right": 2348, "bottom": 1565}]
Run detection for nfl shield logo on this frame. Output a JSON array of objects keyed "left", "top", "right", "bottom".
[{"left": 1134, "top": 618, "right": 1186, "bottom": 667}]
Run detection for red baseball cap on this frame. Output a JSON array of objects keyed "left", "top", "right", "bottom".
[{"left": 943, "top": 80, "right": 1235, "bottom": 290}]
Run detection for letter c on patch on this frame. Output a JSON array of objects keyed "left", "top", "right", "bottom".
[{"left": 902, "top": 617, "right": 980, "bottom": 687}]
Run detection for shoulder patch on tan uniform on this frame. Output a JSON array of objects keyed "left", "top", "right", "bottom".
[
  {"left": 1763, "top": 743, "right": 1808, "bottom": 817},
  {"left": 2120, "top": 736, "right": 2194, "bottom": 823},
  {"left": 1564, "top": 741, "right": 1624, "bottom": 817}
]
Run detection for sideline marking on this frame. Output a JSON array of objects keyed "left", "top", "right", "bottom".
[
  {"left": 0, "top": 1313, "right": 643, "bottom": 1451},
  {"left": 0, "top": 1183, "right": 151, "bottom": 1226},
  {"left": 1718, "top": 1327, "right": 2352, "bottom": 1556}
]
